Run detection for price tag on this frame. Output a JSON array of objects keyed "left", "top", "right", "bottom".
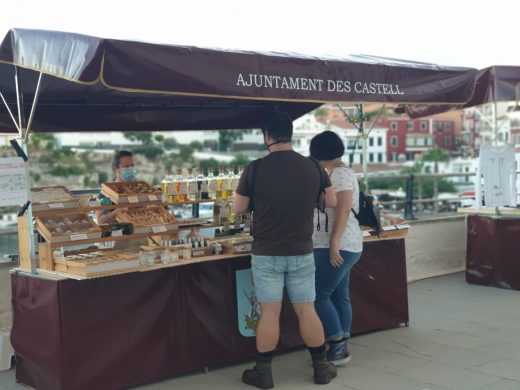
[
  {"left": 70, "top": 233, "right": 88, "bottom": 241},
  {"left": 48, "top": 203, "right": 65, "bottom": 209},
  {"left": 148, "top": 195, "right": 159, "bottom": 201},
  {"left": 88, "top": 200, "right": 101, "bottom": 207},
  {"left": 128, "top": 196, "right": 139, "bottom": 203},
  {"left": 152, "top": 225, "right": 167, "bottom": 233},
  {"left": 112, "top": 229, "right": 123, "bottom": 237}
]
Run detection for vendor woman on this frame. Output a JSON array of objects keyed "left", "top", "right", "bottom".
[{"left": 95, "top": 150, "right": 136, "bottom": 224}]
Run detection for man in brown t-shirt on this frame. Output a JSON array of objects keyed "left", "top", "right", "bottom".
[{"left": 233, "top": 111, "right": 337, "bottom": 388}]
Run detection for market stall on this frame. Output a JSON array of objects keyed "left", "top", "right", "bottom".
[
  {"left": 407, "top": 65, "right": 520, "bottom": 291},
  {"left": 0, "top": 28, "right": 482, "bottom": 390}
]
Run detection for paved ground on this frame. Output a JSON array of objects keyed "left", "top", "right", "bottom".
[{"left": 1, "top": 272, "right": 520, "bottom": 390}]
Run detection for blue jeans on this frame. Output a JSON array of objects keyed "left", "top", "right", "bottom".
[
  {"left": 314, "top": 248, "right": 362, "bottom": 340},
  {"left": 251, "top": 254, "right": 316, "bottom": 303}
]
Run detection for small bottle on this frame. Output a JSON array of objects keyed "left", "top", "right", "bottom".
[
  {"left": 186, "top": 168, "right": 197, "bottom": 201},
  {"left": 161, "top": 173, "right": 170, "bottom": 203},
  {"left": 226, "top": 166, "right": 236, "bottom": 199},
  {"left": 174, "top": 169, "right": 186, "bottom": 203},
  {"left": 216, "top": 166, "right": 228, "bottom": 200},
  {"left": 207, "top": 169, "right": 217, "bottom": 200},
  {"left": 196, "top": 168, "right": 206, "bottom": 201}
]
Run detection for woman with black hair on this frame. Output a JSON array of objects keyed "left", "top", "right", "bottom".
[
  {"left": 95, "top": 150, "right": 135, "bottom": 225},
  {"left": 310, "top": 131, "right": 363, "bottom": 366}
]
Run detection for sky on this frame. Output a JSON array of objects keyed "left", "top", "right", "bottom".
[{"left": 0, "top": 0, "right": 518, "bottom": 69}]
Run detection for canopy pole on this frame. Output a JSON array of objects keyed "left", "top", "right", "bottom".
[
  {"left": 15, "top": 66, "right": 23, "bottom": 131},
  {"left": 0, "top": 91, "right": 21, "bottom": 134},
  {"left": 358, "top": 104, "right": 369, "bottom": 193},
  {"left": 24, "top": 72, "right": 43, "bottom": 143}
]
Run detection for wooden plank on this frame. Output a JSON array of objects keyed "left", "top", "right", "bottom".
[
  {"left": 38, "top": 242, "right": 54, "bottom": 271},
  {"left": 48, "top": 231, "right": 177, "bottom": 248},
  {"left": 17, "top": 215, "right": 32, "bottom": 271},
  {"left": 32, "top": 200, "right": 164, "bottom": 217}
]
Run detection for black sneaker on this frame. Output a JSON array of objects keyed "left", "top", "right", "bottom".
[
  {"left": 326, "top": 342, "right": 351, "bottom": 366},
  {"left": 242, "top": 366, "right": 274, "bottom": 389}
]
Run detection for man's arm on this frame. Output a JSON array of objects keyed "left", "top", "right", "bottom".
[{"left": 232, "top": 194, "right": 250, "bottom": 214}]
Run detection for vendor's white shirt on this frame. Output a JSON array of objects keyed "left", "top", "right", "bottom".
[{"left": 313, "top": 166, "right": 363, "bottom": 253}]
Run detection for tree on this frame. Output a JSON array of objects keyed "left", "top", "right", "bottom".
[
  {"left": 123, "top": 132, "right": 153, "bottom": 144},
  {"left": 230, "top": 154, "right": 251, "bottom": 169},
  {"left": 179, "top": 145, "right": 194, "bottom": 163},
  {"left": 154, "top": 134, "right": 165, "bottom": 143},
  {"left": 190, "top": 141, "right": 203, "bottom": 151},
  {"left": 313, "top": 106, "right": 329, "bottom": 119},
  {"left": 218, "top": 130, "right": 250, "bottom": 152},
  {"left": 421, "top": 147, "right": 449, "bottom": 174},
  {"left": 162, "top": 137, "right": 178, "bottom": 150}
]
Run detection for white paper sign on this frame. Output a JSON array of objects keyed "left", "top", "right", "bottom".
[
  {"left": 128, "top": 196, "right": 139, "bottom": 203},
  {"left": 70, "top": 233, "right": 88, "bottom": 241},
  {"left": 152, "top": 225, "right": 167, "bottom": 233},
  {"left": 48, "top": 203, "right": 65, "bottom": 209},
  {"left": 112, "top": 229, "right": 123, "bottom": 237},
  {"left": 148, "top": 195, "right": 159, "bottom": 201},
  {"left": 0, "top": 157, "right": 29, "bottom": 207}
]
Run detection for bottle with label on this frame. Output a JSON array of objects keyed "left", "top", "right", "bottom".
[
  {"left": 186, "top": 168, "right": 197, "bottom": 201},
  {"left": 216, "top": 166, "right": 228, "bottom": 200},
  {"left": 161, "top": 174, "right": 169, "bottom": 203},
  {"left": 174, "top": 168, "right": 187, "bottom": 203},
  {"left": 226, "top": 167, "right": 236, "bottom": 199},
  {"left": 233, "top": 166, "right": 243, "bottom": 193},
  {"left": 206, "top": 168, "right": 216, "bottom": 200},
  {"left": 196, "top": 168, "right": 207, "bottom": 200}
]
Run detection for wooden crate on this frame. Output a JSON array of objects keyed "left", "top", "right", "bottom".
[
  {"left": 35, "top": 213, "right": 102, "bottom": 243},
  {"left": 101, "top": 181, "right": 162, "bottom": 204},
  {"left": 31, "top": 186, "right": 80, "bottom": 212},
  {"left": 53, "top": 250, "right": 141, "bottom": 277},
  {"left": 116, "top": 206, "right": 178, "bottom": 234}
]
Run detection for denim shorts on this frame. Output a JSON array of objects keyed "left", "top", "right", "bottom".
[{"left": 251, "top": 253, "right": 316, "bottom": 303}]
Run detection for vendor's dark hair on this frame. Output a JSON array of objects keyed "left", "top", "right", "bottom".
[
  {"left": 261, "top": 111, "right": 293, "bottom": 142},
  {"left": 309, "top": 131, "right": 345, "bottom": 161},
  {"left": 112, "top": 150, "right": 133, "bottom": 171}
]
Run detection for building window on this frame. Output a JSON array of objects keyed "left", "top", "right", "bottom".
[
  {"left": 391, "top": 152, "right": 397, "bottom": 162},
  {"left": 377, "top": 137, "right": 383, "bottom": 146},
  {"left": 455, "top": 135, "right": 461, "bottom": 145},
  {"left": 377, "top": 153, "right": 383, "bottom": 162},
  {"left": 420, "top": 121, "right": 427, "bottom": 131},
  {"left": 447, "top": 122, "right": 452, "bottom": 131},
  {"left": 390, "top": 121, "right": 397, "bottom": 131},
  {"left": 515, "top": 135, "right": 520, "bottom": 145},
  {"left": 369, "top": 153, "right": 374, "bottom": 163},
  {"left": 407, "top": 121, "right": 414, "bottom": 131},
  {"left": 445, "top": 136, "right": 451, "bottom": 146},
  {"left": 369, "top": 137, "right": 374, "bottom": 147},
  {"left": 391, "top": 136, "right": 398, "bottom": 147}
]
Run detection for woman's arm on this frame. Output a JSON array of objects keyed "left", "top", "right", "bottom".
[
  {"left": 95, "top": 209, "right": 117, "bottom": 225},
  {"left": 329, "top": 189, "right": 353, "bottom": 267}
]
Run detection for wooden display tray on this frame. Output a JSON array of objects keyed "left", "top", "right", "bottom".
[
  {"left": 116, "top": 205, "right": 179, "bottom": 234},
  {"left": 54, "top": 249, "right": 141, "bottom": 277},
  {"left": 31, "top": 186, "right": 80, "bottom": 211},
  {"left": 101, "top": 181, "right": 162, "bottom": 204},
  {"left": 35, "top": 213, "right": 102, "bottom": 243}
]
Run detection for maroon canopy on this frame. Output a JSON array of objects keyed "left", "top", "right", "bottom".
[
  {"left": 406, "top": 65, "right": 520, "bottom": 118},
  {"left": 0, "top": 28, "right": 478, "bottom": 133}
]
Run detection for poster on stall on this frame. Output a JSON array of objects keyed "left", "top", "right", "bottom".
[
  {"left": 0, "top": 157, "right": 28, "bottom": 207},
  {"left": 478, "top": 145, "right": 517, "bottom": 208},
  {"left": 235, "top": 268, "right": 261, "bottom": 337}
]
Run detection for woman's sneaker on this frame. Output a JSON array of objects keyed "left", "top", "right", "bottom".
[{"left": 326, "top": 342, "right": 351, "bottom": 366}]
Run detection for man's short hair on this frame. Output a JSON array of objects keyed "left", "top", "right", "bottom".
[
  {"left": 261, "top": 111, "right": 293, "bottom": 142},
  {"left": 309, "top": 131, "right": 345, "bottom": 161}
]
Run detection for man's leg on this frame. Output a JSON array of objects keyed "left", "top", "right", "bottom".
[
  {"left": 292, "top": 302, "right": 325, "bottom": 347},
  {"left": 242, "top": 256, "right": 284, "bottom": 389},
  {"left": 287, "top": 254, "right": 337, "bottom": 384},
  {"left": 256, "top": 302, "right": 282, "bottom": 352}
]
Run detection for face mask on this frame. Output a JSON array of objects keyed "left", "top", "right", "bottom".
[{"left": 120, "top": 167, "right": 136, "bottom": 181}]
